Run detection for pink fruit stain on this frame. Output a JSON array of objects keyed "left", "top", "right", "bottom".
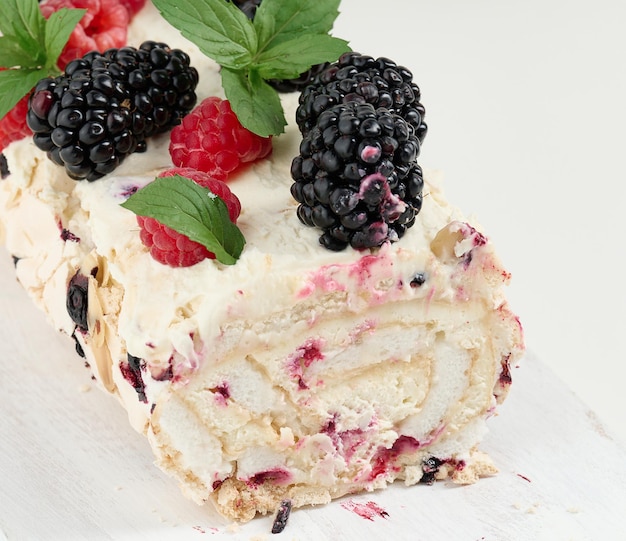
[
  {"left": 499, "top": 354, "right": 512, "bottom": 386},
  {"left": 296, "top": 266, "right": 347, "bottom": 298},
  {"left": 321, "top": 415, "right": 367, "bottom": 462},
  {"left": 369, "top": 435, "right": 421, "bottom": 480},
  {"left": 297, "top": 251, "right": 394, "bottom": 299},
  {"left": 246, "top": 468, "right": 292, "bottom": 488},
  {"left": 341, "top": 499, "right": 389, "bottom": 521},
  {"left": 210, "top": 382, "right": 230, "bottom": 406},
  {"left": 286, "top": 338, "right": 325, "bottom": 390}
]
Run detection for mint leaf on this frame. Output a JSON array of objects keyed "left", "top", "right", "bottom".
[
  {"left": 254, "top": 0, "right": 341, "bottom": 49},
  {"left": 44, "top": 8, "right": 86, "bottom": 70},
  {"left": 0, "top": 36, "right": 38, "bottom": 69},
  {"left": 151, "top": 0, "right": 350, "bottom": 137},
  {"left": 255, "top": 35, "right": 350, "bottom": 81},
  {"left": 121, "top": 175, "right": 246, "bottom": 266},
  {"left": 221, "top": 67, "right": 286, "bottom": 137},
  {"left": 152, "top": 0, "right": 257, "bottom": 69},
  {"left": 0, "top": 0, "right": 84, "bottom": 121},
  {"left": 0, "top": 0, "right": 46, "bottom": 64},
  {"left": 0, "top": 68, "right": 43, "bottom": 120}
]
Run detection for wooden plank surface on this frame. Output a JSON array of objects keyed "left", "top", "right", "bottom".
[{"left": 1, "top": 251, "right": 625, "bottom": 540}]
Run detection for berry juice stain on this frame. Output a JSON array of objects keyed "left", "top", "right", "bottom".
[
  {"left": 369, "top": 435, "right": 420, "bottom": 480},
  {"left": 341, "top": 499, "right": 389, "bottom": 521},
  {"left": 286, "top": 338, "right": 325, "bottom": 390},
  {"left": 119, "top": 354, "right": 148, "bottom": 403},
  {"left": 246, "top": 468, "right": 292, "bottom": 488},
  {"left": 209, "top": 382, "right": 230, "bottom": 406}
]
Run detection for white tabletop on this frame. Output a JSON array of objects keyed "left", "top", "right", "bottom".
[
  {"left": 1, "top": 257, "right": 625, "bottom": 538},
  {"left": 335, "top": 0, "right": 626, "bottom": 445}
]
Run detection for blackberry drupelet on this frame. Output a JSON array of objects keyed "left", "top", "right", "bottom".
[
  {"left": 27, "top": 41, "right": 198, "bottom": 181},
  {"left": 296, "top": 51, "right": 428, "bottom": 141},
  {"left": 291, "top": 102, "right": 424, "bottom": 251}
]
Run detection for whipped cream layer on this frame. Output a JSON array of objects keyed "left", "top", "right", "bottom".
[{"left": 0, "top": 2, "right": 524, "bottom": 521}]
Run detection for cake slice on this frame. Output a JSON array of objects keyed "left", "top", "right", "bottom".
[{"left": 0, "top": 0, "right": 523, "bottom": 523}]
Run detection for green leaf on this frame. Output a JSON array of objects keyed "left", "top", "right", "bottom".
[
  {"left": 0, "top": 0, "right": 46, "bottom": 63},
  {"left": 255, "top": 35, "right": 350, "bottom": 81},
  {"left": 0, "top": 68, "right": 42, "bottom": 121},
  {"left": 44, "top": 8, "right": 86, "bottom": 71},
  {"left": 221, "top": 67, "right": 286, "bottom": 137},
  {"left": 121, "top": 175, "right": 246, "bottom": 266},
  {"left": 0, "top": 35, "right": 39, "bottom": 68},
  {"left": 152, "top": 0, "right": 257, "bottom": 69},
  {"left": 254, "top": 0, "right": 341, "bottom": 50}
]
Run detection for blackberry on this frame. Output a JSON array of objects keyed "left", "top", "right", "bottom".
[
  {"left": 66, "top": 270, "right": 90, "bottom": 332},
  {"left": 27, "top": 41, "right": 198, "bottom": 181},
  {"left": 290, "top": 102, "right": 424, "bottom": 251},
  {"left": 296, "top": 51, "right": 428, "bottom": 141},
  {"left": 420, "top": 456, "right": 444, "bottom": 485},
  {"left": 0, "top": 153, "right": 9, "bottom": 179},
  {"left": 271, "top": 499, "right": 293, "bottom": 534}
]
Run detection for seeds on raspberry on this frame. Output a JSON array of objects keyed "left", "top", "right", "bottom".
[
  {"left": 0, "top": 91, "right": 32, "bottom": 153},
  {"left": 169, "top": 97, "right": 272, "bottom": 181},
  {"left": 40, "top": 0, "right": 130, "bottom": 71},
  {"left": 136, "top": 168, "right": 242, "bottom": 267}
]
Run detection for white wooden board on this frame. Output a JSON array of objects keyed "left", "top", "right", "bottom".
[{"left": 1, "top": 253, "right": 625, "bottom": 540}]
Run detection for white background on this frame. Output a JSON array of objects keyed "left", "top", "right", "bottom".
[{"left": 335, "top": 0, "right": 626, "bottom": 444}]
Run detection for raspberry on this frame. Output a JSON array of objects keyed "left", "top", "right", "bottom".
[
  {"left": 40, "top": 0, "right": 129, "bottom": 70},
  {"left": 0, "top": 82, "right": 31, "bottom": 153},
  {"left": 169, "top": 97, "right": 272, "bottom": 181},
  {"left": 137, "top": 168, "right": 242, "bottom": 267},
  {"left": 27, "top": 41, "right": 198, "bottom": 181},
  {"left": 296, "top": 52, "right": 428, "bottom": 142},
  {"left": 118, "top": 0, "right": 146, "bottom": 17},
  {"left": 290, "top": 102, "right": 423, "bottom": 251}
]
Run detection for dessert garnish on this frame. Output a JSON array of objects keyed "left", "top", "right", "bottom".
[
  {"left": 152, "top": 0, "right": 350, "bottom": 137},
  {"left": 290, "top": 52, "right": 428, "bottom": 251},
  {"left": 27, "top": 41, "right": 199, "bottom": 181},
  {"left": 121, "top": 169, "right": 245, "bottom": 266},
  {"left": 169, "top": 96, "right": 272, "bottom": 180},
  {"left": 39, "top": 0, "right": 130, "bottom": 71},
  {"left": 0, "top": 0, "right": 86, "bottom": 125}
]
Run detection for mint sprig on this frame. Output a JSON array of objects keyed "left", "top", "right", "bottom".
[
  {"left": 0, "top": 0, "right": 85, "bottom": 121},
  {"left": 121, "top": 175, "right": 246, "bottom": 266},
  {"left": 152, "top": 0, "right": 350, "bottom": 137}
]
